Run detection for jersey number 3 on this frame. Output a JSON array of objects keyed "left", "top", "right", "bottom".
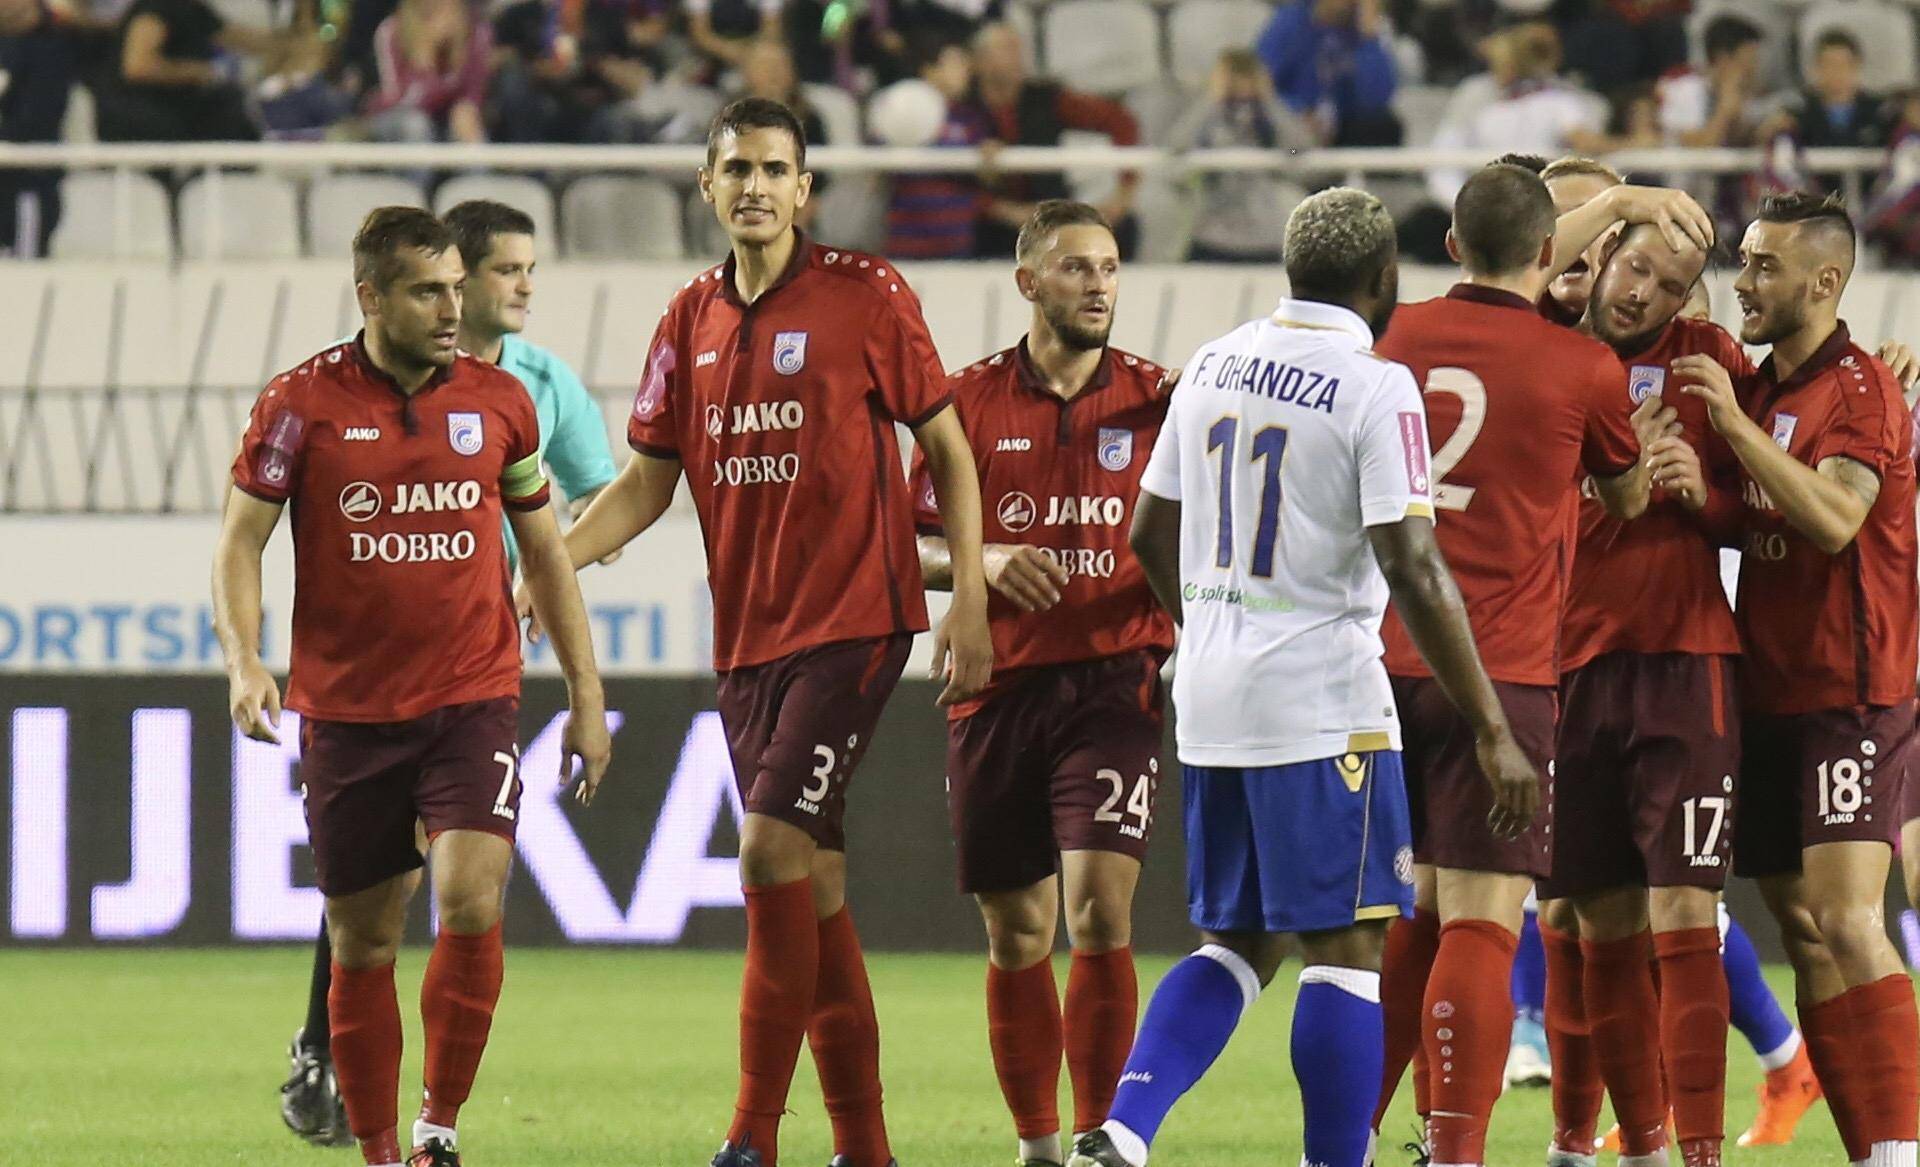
[{"left": 1422, "top": 368, "right": 1487, "bottom": 512}]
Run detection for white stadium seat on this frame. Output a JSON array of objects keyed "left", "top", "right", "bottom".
[
  {"left": 1042, "top": 0, "right": 1165, "bottom": 95},
  {"left": 179, "top": 171, "right": 302, "bottom": 260},
  {"left": 802, "top": 82, "right": 862, "bottom": 146},
  {"left": 306, "top": 172, "right": 426, "bottom": 260},
  {"left": 1167, "top": 0, "right": 1275, "bottom": 91},
  {"left": 49, "top": 170, "right": 173, "bottom": 261},
  {"left": 1798, "top": 0, "right": 1918, "bottom": 93},
  {"left": 562, "top": 176, "right": 686, "bottom": 261},
  {"left": 433, "top": 174, "right": 557, "bottom": 251}
]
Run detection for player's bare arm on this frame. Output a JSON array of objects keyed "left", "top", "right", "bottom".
[
  {"left": 919, "top": 535, "right": 1068, "bottom": 612},
  {"left": 212, "top": 486, "right": 286, "bottom": 744},
  {"left": 567, "top": 486, "right": 623, "bottom": 566},
  {"left": 1365, "top": 515, "right": 1538, "bottom": 840},
  {"left": 1128, "top": 488, "right": 1182, "bottom": 626},
  {"left": 912, "top": 406, "right": 994, "bottom": 705},
  {"left": 1589, "top": 396, "right": 1679, "bottom": 520},
  {"left": 521, "top": 452, "right": 680, "bottom": 640},
  {"left": 1676, "top": 352, "right": 1878, "bottom": 554},
  {"left": 1549, "top": 185, "right": 1713, "bottom": 281},
  {"left": 509, "top": 502, "right": 612, "bottom": 804}
]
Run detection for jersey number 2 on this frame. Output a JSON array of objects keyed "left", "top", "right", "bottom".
[
  {"left": 1422, "top": 368, "right": 1487, "bottom": 512},
  {"left": 1207, "top": 416, "right": 1290, "bottom": 577}
]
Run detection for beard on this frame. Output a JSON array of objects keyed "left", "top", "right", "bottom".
[
  {"left": 1740, "top": 291, "right": 1809, "bottom": 346},
  {"left": 1043, "top": 299, "right": 1111, "bottom": 351}
]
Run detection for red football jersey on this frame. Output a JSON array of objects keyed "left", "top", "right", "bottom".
[
  {"left": 1377, "top": 285, "right": 1641, "bottom": 685},
  {"left": 627, "top": 235, "right": 951, "bottom": 672},
  {"left": 231, "top": 337, "right": 550, "bottom": 722},
  {"left": 1732, "top": 323, "right": 1919, "bottom": 715},
  {"left": 1562, "top": 317, "right": 1754, "bottom": 670},
  {"left": 907, "top": 340, "right": 1176, "bottom": 717}
]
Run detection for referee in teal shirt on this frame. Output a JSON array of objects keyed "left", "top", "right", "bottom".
[{"left": 278, "top": 199, "right": 617, "bottom": 1147}]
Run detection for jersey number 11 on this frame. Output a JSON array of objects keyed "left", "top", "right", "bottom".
[{"left": 1207, "top": 416, "right": 1290, "bottom": 578}]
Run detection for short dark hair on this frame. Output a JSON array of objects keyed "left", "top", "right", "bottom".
[
  {"left": 352, "top": 206, "right": 457, "bottom": 290},
  {"left": 1493, "top": 152, "right": 1549, "bottom": 174},
  {"left": 1451, "top": 163, "right": 1557, "bottom": 275},
  {"left": 1814, "top": 29, "right": 1862, "bottom": 60},
  {"left": 1015, "top": 199, "right": 1112, "bottom": 264},
  {"left": 1757, "top": 189, "right": 1857, "bottom": 250},
  {"left": 1702, "top": 15, "right": 1762, "bottom": 62},
  {"left": 1541, "top": 155, "right": 1623, "bottom": 186},
  {"left": 442, "top": 199, "right": 535, "bottom": 272},
  {"left": 706, "top": 97, "right": 808, "bottom": 171}
]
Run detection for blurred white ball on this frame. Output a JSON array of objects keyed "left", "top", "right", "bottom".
[{"left": 868, "top": 80, "right": 949, "bottom": 148}]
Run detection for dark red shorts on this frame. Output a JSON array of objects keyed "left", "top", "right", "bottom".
[
  {"left": 946, "top": 652, "right": 1166, "bottom": 894},
  {"left": 298, "top": 696, "right": 521, "bottom": 898},
  {"left": 1540, "top": 653, "right": 1740, "bottom": 898},
  {"left": 1393, "top": 675, "right": 1557, "bottom": 879},
  {"left": 1734, "top": 701, "right": 1917, "bottom": 879},
  {"left": 715, "top": 634, "right": 912, "bottom": 852}
]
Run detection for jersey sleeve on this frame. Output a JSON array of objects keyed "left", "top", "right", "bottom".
[
  {"left": 1357, "top": 363, "right": 1437, "bottom": 526},
  {"left": 1812, "top": 362, "right": 1905, "bottom": 478},
  {"left": 543, "top": 358, "right": 617, "bottom": 499},
  {"left": 230, "top": 377, "right": 307, "bottom": 505},
  {"left": 865, "top": 283, "right": 953, "bottom": 427},
  {"left": 627, "top": 309, "right": 683, "bottom": 458},
  {"left": 1138, "top": 398, "right": 1183, "bottom": 500},
  {"left": 500, "top": 381, "right": 552, "bottom": 512},
  {"left": 1580, "top": 348, "right": 1641, "bottom": 478},
  {"left": 907, "top": 445, "right": 943, "bottom": 535}
]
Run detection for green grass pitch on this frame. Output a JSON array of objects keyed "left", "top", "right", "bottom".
[{"left": 0, "top": 948, "right": 1853, "bottom": 1166}]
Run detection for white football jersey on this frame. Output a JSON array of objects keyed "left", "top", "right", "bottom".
[{"left": 1140, "top": 298, "right": 1434, "bottom": 767}]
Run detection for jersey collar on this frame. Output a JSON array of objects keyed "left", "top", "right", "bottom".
[
  {"left": 351, "top": 330, "right": 454, "bottom": 398},
  {"left": 1446, "top": 283, "right": 1538, "bottom": 314},
  {"left": 1270, "top": 297, "right": 1374, "bottom": 347},
  {"left": 1759, "top": 321, "right": 1854, "bottom": 394},
  {"left": 718, "top": 229, "right": 814, "bottom": 308},
  {"left": 1013, "top": 336, "right": 1114, "bottom": 401}
]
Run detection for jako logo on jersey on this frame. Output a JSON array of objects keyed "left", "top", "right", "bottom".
[
  {"left": 995, "top": 437, "right": 1032, "bottom": 452},
  {"left": 705, "top": 404, "right": 725, "bottom": 441},
  {"left": 447, "top": 412, "right": 485, "bottom": 456},
  {"left": 730, "top": 400, "right": 805, "bottom": 434},
  {"left": 772, "top": 331, "right": 808, "bottom": 376},
  {"left": 349, "top": 530, "right": 479, "bottom": 564},
  {"left": 695, "top": 350, "right": 718, "bottom": 368},
  {"left": 344, "top": 427, "right": 381, "bottom": 441},
  {"left": 1772, "top": 413, "right": 1798, "bottom": 449},
  {"left": 391, "top": 480, "right": 483, "bottom": 514},
  {"left": 1044, "top": 495, "right": 1126, "bottom": 527},
  {"left": 338, "top": 480, "right": 382, "bottom": 522},
  {"left": 1628, "top": 365, "right": 1665, "bottom": 403},
  {"left": 997, "top": 490, "right": 1038, "bottom": 533},
  {"left": 1097, "top": 427, "right": 1132, "bottom": 471}
]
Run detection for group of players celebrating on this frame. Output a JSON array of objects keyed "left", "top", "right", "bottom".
[{"left": 214, "top": 90, "right": 1920, "bottom": 1167}]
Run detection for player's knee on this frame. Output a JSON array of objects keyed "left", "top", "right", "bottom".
[
  {"left": 981, "top": 905, "right": 1055, "bottom": 968},
  {"left": 329, "top": 921, "right": 402, "bottom": 968},
  {"left": 436, "top": 884, "right": 504, "bottom": 935},
  {"left": 1065, "top": 896, "right": 1132, "bottom": 953},
  {"left": 1809, "top": 901, "right": 1887, "bottom": 963}
]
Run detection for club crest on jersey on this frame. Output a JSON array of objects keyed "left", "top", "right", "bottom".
[
  {"left": 447, "top": 412, "right": 484, "bottom": 456},
  {"left": 1098, "top": 427, "right": 1133, "bottom": 471},
  {"left": 772, "top": 331, "right": 808, "bottom": 376},
  {"left": 1628, "top": 365, "right": 1665, "bottom": 403},
  {"left": 1772, "top": 413, "right": 1798, "bottom": 449}
]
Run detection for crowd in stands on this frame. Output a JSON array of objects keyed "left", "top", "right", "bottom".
[{"left": 1, "top": 0, "right": 1918, "bottom": 263}]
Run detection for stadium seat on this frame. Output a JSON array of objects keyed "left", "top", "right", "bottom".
[
  {"left": 306, "top": 172, "right": 426, "bottom": 260},
  {"left": 1798, "top": 0, "right": 1917, "bottom": 93},
  {"left": 1167, "top": 0, "right": 1276, "bottom": 91},
  {"left": 1042, "top": 0, "right": 1164, "bottom": 95},
  {"left": 433, "top": 174, "right": 557, "bottom": 249},
  {"left": 802, "top": 82, "right": 862, "bottom": 145},
  {"left": 562, "top": 176, "right": 686, "bottom": 261},
  {"left": 48, "top": 170, "right": 173, "bottom": 261},
  {"left": 1393, "top": 84, "right": 1453, "bottom": 148},
  {"left": 1061, "top": 128, "right": 1122, "bottom": 206},
  {"left": 179, "top": 172, "right": 302, "bottom": 260}
]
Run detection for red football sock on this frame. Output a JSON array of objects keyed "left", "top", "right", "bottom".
[
  {"left": 1582, "top": 931, "right": 1668, "bottom": 1156},
  {"left": 1065, "top": 947, "right": 1137, "bottom": 1134},
  {"left": 1376, "top": 908, "right": 1441, "bottom": 1128},
  {"left": 330, "top": 960, "right": 403, "bottom": 1166},
  {"left": 1800, "top": 993, "right": 1869, "bottom": 1161},
  {"left": 1412, "top": 1046, "right": 1431, "bottom": 1119},
  {"left": 987, "top": 956, "right": 1064, "bottom": 1140},
  {"left": 1654, "top": 928, "right": 1728, "bottom": 1151},
  {"left": 1541, "top": 922, "right": 1602, "bottom": 1154},
  {"left": 418, "top": 922, "right": 504, "bottom": 1131},
  {"left": 1424, "top": 920, "right": 1518, "bottom": 1166},
  {"left": 1845, "top": 974, "right": 1920, "bottom": 1147},
  {"left": 807, "top": 908, "right": 891, "bottom": 1167},
  {"left": 729, "top": 878, "right": 820, "bottom": 1165}
]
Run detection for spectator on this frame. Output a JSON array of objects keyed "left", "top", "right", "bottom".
[
  {"left": 0, "top": 0, "right": 78, "bottom": 253},
  {"left": 1866, "top": 88, "right": 1920, "bottom": 265},
  {"left": 362, "top": 0, "right": 489, "bottom": 143},
  {"left": 1558, "top": 0, "right": 1689, "bottom": 96},
  {"left": 1427, "top": 21, "right": 1604, "bottom": 206},
  {"left": 870, "top": 0, "right": 1002, "bottom": 84},
  {"left": 1769, "top": 29, "right": 1891, "bottom": 151},
  {"left": 1654, "top": 14, "right": 1766, "bottom": 148},
  {"left": 489, "top": 0, "right": 670, "bottom": 142},
  {"left": 1166, "top": 48, "right": 1315, "bottom": 263},
  {"left": 968, "top": 21, "right": 1141, "bottom": 257},
  {"left": 884, "top": 35, "right": 991, "bottom": 259},
  {"left": 686, "top": 0, "right": 777, "bottom": 69},
  {"left": 1253, "top": 0, "right": 1400, "bottom": 146},
  {"left": 95, "top": 0, "right": 280, "bottom": 139},
  {"left": 254, "top": 0, "right": 356, "bottom": 138},
  {"left": 734, "top": 36, "right": 827, "bottom": 225}
]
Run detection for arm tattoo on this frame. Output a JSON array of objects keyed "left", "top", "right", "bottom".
[{"left": 1819, "top": 456, "right": 1883, "bottom": 509}]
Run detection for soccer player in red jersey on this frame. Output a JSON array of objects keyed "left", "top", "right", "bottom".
[
  {"left": 1366, "top": 164, "right": 1663, "bottom": 1167},
  {"left": 213, "top": 207, "right": 612, "bottom": 1167},
  {"left": 1657, "top": 191, "right": 1920, "bottom": 1167},
  {"left": 537, "top": 98, "right": 994, "bottom": 1167},
  {"left": 905, "top": 200, "right": 1174, "bottom": 1167}
]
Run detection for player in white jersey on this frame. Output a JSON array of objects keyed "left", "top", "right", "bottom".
[{"left": 1067, "top": 188, "right": 1537, "bottom": 1167}]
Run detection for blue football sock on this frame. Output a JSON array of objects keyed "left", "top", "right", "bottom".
[
  {"left": 1293, "top": 967, "right": 1384, "bottom": 1167},
  {"left": 1104, "top": 944, "right": 1257, "bottom": 1156},
  {"left": 1724, "top": 913, "right": 1796, "bottom": 1062},
  {"left": 1511, "top": 908, "right": 1545, "bottom": 1022}
]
